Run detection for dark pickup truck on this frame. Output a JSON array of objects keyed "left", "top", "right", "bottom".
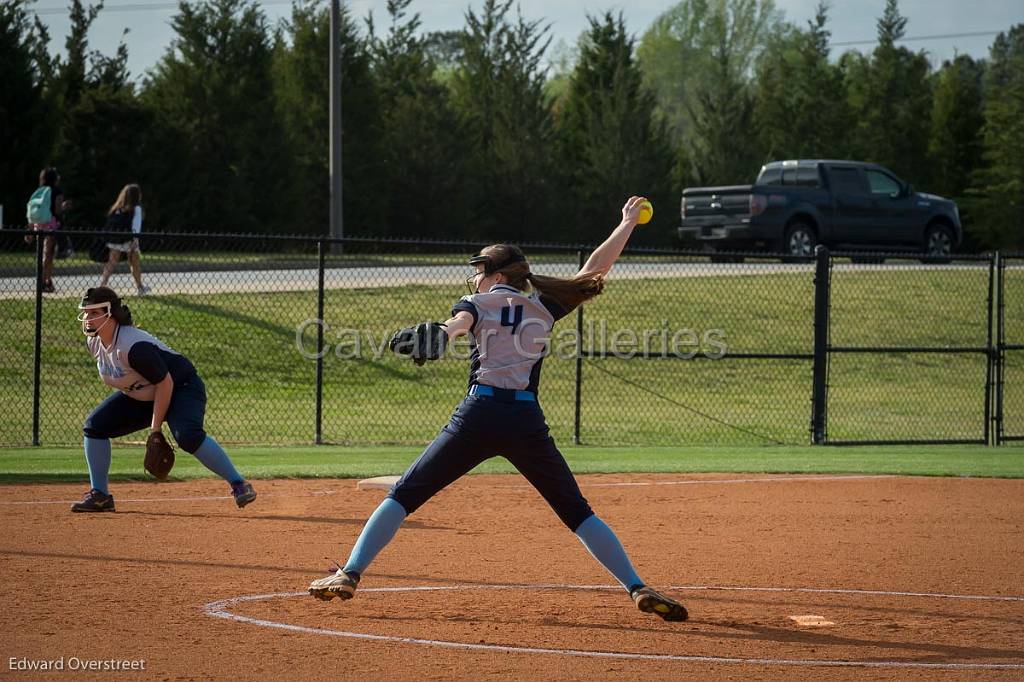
[{"left": 678, "top": 160, "right": 962, "bottom": 258}]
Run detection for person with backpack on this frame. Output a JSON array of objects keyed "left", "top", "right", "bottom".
[
  {"left": 99, "top": 183, "right": 149, "bottom": 295},
  {"left": 25, "top": 167, "right": 67, "bottom": 293}
]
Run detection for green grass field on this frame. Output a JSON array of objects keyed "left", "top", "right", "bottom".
[
  {"left": 1, "top": 257, "right": 1021, "bottom": 448},
  {"left": 1, "top": 444, "right": 1022, "bottom": 484}
]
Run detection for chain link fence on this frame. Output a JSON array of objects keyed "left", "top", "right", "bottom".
[
  {"left": 0, "top": 229, "right": 1017, "bottom": 447},
  {"left": 824, "top": 251, "right": 996, "bottom": 445},
  {"left": 579, "top": 253, "right": 815, "bottom": 446},
  {"left": 998, "top": 254, "right": 1024, "bottom": 443}
]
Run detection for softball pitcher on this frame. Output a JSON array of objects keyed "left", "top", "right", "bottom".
[
  {"left": 73, "top": 286, "right": 256, "bottom": 512},
  {"left": 309, "top": 197, "right": 687, "bottom": 622}
]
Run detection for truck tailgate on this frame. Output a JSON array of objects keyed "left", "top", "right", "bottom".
[{"left": 681, "top": 185, "right": 752, "bottom": 219}]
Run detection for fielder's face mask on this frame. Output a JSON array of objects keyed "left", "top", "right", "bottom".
[
  {"left": 466, "top": 250, "right": 526, "bottom": 294},
  {"left": 77, "top": 295, "right": 114, "bottom": 337}
]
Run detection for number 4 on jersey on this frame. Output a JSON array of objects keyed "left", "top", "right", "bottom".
[{"left": 500, "top": 305, "right": 524, "bottom": 333}]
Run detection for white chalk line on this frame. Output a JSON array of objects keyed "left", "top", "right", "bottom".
[
  {"left": 202, "top": 584, "right": 1024, "bottom": 670},
  {"left": 0, "top": 489, "right": 339, "bottom": 506},
  {"left": 0, "top": 472, "right": 1004, "bottom": 506},
  {"left": 0, "top": 474, "right": 895, "bottom": 506},
  {"left": 575, "top": 474, "right": 896, "bottom": 488},
  {"left": 674, "top": 584, "right": 1024, "bottom": 602}
]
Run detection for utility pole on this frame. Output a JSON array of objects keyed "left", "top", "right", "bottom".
[{"left": 329, "top": 0, "right": 343, "bottom": 253}]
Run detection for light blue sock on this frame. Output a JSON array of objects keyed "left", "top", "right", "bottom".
[
  {"left": 192, "top": 436, "right": 243, "bottom": 485},
  {"left": 574, "top": 514, "right": 644, "bottom": 593},
  {"left": 84, "top": 437, "right": 111, "bottom": 494},
  {"left": 344, "top": 497, "right": 408, "bottom": 575}
]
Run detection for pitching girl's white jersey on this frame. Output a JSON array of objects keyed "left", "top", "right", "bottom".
[
  {"left": 452, "top": 284, "right": 570, "bottom": 394},
  {"left": 87, "top": 325, "right": 194, "bottom": 401}
]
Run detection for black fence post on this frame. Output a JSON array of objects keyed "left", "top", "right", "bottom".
[
  {"left": 984, "top": 253, "right": 996, "bottom": 445},
  {"left": 574, "top": 249, "right": 585, "bottom": 445},
  {"left": 994, "top": 251, "right": 1004, "bottom": 445},
  {"left": 32, "top": 233, "right": 44, "bottom": 446},
  {"left": 810, "top": 245, "right": 831, "bottom": 445},
  {"left": 315, "top": 239, "right": 326, "bottom": 445}
]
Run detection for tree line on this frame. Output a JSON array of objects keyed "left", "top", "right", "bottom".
[{"left": 2, "top": 0, "right": 1021, "bottom": 249}]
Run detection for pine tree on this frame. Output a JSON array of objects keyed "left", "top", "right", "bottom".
[
  {"left": 57, "top": 87, "right": 155, "bottom": 228},
  {"left": 271, "top": 0, "right": 379, "bottom": 235},
  {"left": 0, "top": 0, "right": 53, "bottom": 222},
  {"left": 556, "top": 12, "right": 673, "bottom": 243},
  {"left": 22, "top": 0, "right": 150, "bottom": 228},
  {"left": 368, "top": 0, "right": 467, "bottom": 238},
  {"left": 968, "top": 25, "right": 1024, "bottom": 249},
  {"left": 145, "top": 0, "right": 291, "bottom": 232},
  {"left": 928, "top": 55, "right": 984, "bottom": 199},
  {"left": 754, "top": 2, "right": 850, "bottom": 160},
  {"left": 844, "top": 0, "right": 932, "bottom": 183},
  {"left": 450, "top": 0, "right": 556, "bottom": 241}
]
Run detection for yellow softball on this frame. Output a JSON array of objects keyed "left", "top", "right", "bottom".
[{"left": 637, "top": 200, "right": 653, "bottom": 225}]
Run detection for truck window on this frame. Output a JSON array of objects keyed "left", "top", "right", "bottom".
[
  {"left": 829, "top": 167, "right": 866, "bottom": 194},
  {"left": 865, "top": 169, "right": 902, "bottom": 195},
  {"left": 782, "top": 167, "right": 797, "bottom": 185},
  {"left": 796, "top": 166, "right": 819, "bottom": 187},
  {"left": 758, "top": 166, "right": 782, "bottom": 185}
]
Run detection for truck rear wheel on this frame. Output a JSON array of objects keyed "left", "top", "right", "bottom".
[{"left": 782, "top": 223, "right": 817, "bottom": 261}]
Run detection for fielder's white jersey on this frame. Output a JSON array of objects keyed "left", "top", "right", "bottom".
[
  {"left": 87, "top": 325, "right": 190, "bottom": 401},
  {"left": 452, "top": 284, "right": 570, "bottom": 393}
]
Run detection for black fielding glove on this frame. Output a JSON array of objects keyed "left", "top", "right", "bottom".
[{"left": 389, "top": 322, "right": 447, "bottom": 366}]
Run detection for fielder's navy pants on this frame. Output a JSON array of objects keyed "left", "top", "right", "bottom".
[
  {"left": 83, "top": 374, "right": 209, "bottom": 454},
  {"left": 389, "top": 394, "right": 595, "bottom": 531}
]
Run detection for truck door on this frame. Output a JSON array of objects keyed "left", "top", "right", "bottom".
[
  {"left": 864, "top": 168, "right": 919, "bottom": 244},
  {"left": 826, "top": 165, "right": 872, "bottom": 243}
]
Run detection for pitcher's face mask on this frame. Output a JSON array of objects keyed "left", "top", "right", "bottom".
[
  {"left": 77, "top": 301, "right": 112, "bottom": 337},
  {"left": 466, "top": 267, "right": 486, "bottom": 294}
]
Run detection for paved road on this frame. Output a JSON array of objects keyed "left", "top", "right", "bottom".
[{"left": 0, "top": 260, "right": 997, "bottom": 300}]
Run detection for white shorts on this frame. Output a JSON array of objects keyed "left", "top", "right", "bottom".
[{"left": 107, "top": 238, "right": 140, "bottom": 253}]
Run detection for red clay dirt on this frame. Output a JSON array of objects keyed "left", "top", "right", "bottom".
[{"left": 1, "top": 473, "right": 1022, "bottom": 681}]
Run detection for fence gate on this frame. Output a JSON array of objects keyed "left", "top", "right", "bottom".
[
  {"left": 822, "top": 250, "right": 996, "bottom": 445},
  {"left": 998, "top": 254, "right": 1024, "bottom": 443}
]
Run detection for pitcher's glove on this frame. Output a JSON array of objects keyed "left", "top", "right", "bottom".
[
  {"left": 144, "top": 430, "right": 175, "bottom": 479},
  {"left": 390, "top": 322, "right": 448, "bottom": 366}
]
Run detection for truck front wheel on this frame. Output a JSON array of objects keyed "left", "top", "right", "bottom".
[{"left": 922, "top": 223, "right": 954, "bottom": 263}]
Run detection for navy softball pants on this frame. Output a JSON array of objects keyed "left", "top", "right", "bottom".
[
  {"left": 83, "top": 374, "right": 209, "bottom": 454},
  {"left": 389, "top": 394, "right": 595, "bottom": 531}
]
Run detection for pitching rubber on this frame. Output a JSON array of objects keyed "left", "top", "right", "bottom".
[{"left": 356, "top": 475, "right": 401, "bottom": 491}]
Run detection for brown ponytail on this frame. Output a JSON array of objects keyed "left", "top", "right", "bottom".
[
  {"left": 113, "top": 303, "right": 133, "bottom": 326},
  {"left": 525, "top": 271, "right": 604, "bottom": 311},
  {"left": 472, "top": 244, "right": 605, "bottom": 312}
]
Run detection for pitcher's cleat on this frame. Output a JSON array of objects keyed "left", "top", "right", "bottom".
[
  {"left": 632, "top": 586, "right": 688, "bottom": 622},
  {"left": 71, "top": 489, "right": 115, "bottom": 513},
  {"left": 309, "top": 569, "right": 359, "bottom": 601},
  {"left": 231, "top": 481, "right": 257, "bottom": 508}
]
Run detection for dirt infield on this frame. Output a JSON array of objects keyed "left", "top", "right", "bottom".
[{"left": 2, "top": 473, "right": 1022, "bottom": 680}]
